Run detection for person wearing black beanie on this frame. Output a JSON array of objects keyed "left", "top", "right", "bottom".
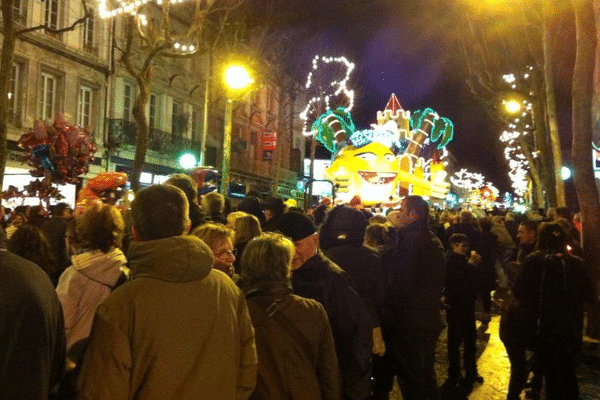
[{"left": 274, "top": 211, "right": 373, "bottom": 400}]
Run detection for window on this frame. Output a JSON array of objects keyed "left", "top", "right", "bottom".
[
  {"left": 13, "top": 0, "right": 26, "bottom": 22},
  {"left": 78, "top": 86, "right": 92, "bottom": 128},
  {"left": 83, "top": 9, "right": 95, "bottom": 48},
  {"left": 171, "top": 102, "right": 181, "bottom": 138},
  {"left": 123, "top": 83, "right": 132, "bottom": 121},
  {"left": 45, "top": 0, "right": 59, "bottom": 30},
  {"left": 40, "top": 73, "right": 57, "bottom": 120},
  {"left": 8, "top": 64, "right": 20, "bottom": 119}
]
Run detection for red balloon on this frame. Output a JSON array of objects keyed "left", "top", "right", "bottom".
[
  {"left": 55, "top": 133, "right": 68, "bottom": 157},
  {"left": 33, "top": 120, "right": 48, "bottom": 140}
]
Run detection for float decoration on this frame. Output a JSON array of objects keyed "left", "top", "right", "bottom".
[
  {"left": 76, "top": 171, "right": 128, "bottom": 214},
  {"left": 300, "top": 55, "right": 355, "bottom": 141},
  {"left": 191, "top": 167, "right": 220, "bottom": 195},
  {"left": 309, "top": 92, "right": 454, "bottom": 206}
]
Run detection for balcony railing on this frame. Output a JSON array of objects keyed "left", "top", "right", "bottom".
[{"left": 107, "top": 118, "right": 201, "bottom": 156}]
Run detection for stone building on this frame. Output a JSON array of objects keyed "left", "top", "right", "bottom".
[{"left": 3, "top": 1, "right": 305, "bottom": 207}]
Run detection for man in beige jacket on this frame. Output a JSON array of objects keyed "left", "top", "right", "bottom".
[{"left": 78, "top": 184, "right": 257, "bottom": 400}]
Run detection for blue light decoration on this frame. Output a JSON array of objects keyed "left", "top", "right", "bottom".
[
  {"left": 410, "top": 108, "right": 454, "bottom": 149},
  {"left": 445, "top": 192, "right": 459, "bottom": 208},
  {"left": 311, "top": 108, "right": 356, "bottom": 153},
  {"left": 348, "top": 129, "right": 409, "bottom": 155},
  {"left": 503, "top": 192, "right": 514, "bottom": 207}
]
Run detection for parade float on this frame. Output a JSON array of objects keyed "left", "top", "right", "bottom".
[{"left": 301, "top": 56, "right": 454, "bottom": 207}]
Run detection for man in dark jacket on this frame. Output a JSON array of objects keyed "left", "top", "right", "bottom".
[
  {"left": 381, "top": 195, "right": 446, "bottom": 400},
  {"left": 275, "top": 211, "right": 373, "bottom": 400},
  {"left": 444, "top": 234, "right": 483, "bottom": 385},
  {"left": 42, "top": 202, "right": 73, "bottom": 278},
  {"left": 0, "top": 228, "right": 66, "bottom": 399}
]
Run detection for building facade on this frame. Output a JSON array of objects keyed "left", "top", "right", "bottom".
[{"left": 3, "top": 1, "right": 305, "bottom": 207}]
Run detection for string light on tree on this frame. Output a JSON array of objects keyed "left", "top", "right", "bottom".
[{"left": 498, "top": 66, "right": 538, "bottom": 203}]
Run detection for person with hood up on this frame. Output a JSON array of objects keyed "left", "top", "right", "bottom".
[
  {"left": 56, "top": 203, "right": 128, "bottom": 364},
  {"left": 319, "top": 205, "right": 386, "bottom": 356},
  {"left": 77, "top": 184, "right": 257, "bottom": 400}
]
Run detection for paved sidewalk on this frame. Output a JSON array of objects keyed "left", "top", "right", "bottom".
[{"left": 389, "top": 315, "right": 600, "bottom": 399}]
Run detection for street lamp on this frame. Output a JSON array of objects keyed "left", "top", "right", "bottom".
[
  {"left": 178, "top": 152, "right": 197, "bottom": 170},
  {"left": 503, "top": 99, "right": 522, "bottom": 114},
  {"left": 220, "top": 64, "right": 254, "bottom": 195},
  {"left": 561, "top": 166, "right": 572, "bottom": 181}
]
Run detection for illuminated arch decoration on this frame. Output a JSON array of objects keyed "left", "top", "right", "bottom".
[{"left": 309, "top": 93, "right": 454, "bottom": 206}]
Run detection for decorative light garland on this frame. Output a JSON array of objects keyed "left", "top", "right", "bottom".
[
  {"left": 300, "top": 55, "right": 355, "bottom": 136},
  {"left": 99, "top": 0, "right": 189, "bottom": 19},
  {"left": 450, "top": 168, "right": 486, "bottom": 191}
]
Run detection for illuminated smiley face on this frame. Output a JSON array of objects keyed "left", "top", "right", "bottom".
[{"left": 325, "top": 142, "right": 400, "bottom": 205}]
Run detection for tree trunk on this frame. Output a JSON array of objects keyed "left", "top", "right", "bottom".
[
  {"left": 533, "top": 101, "right": 555, "bottom": 208},
  {"left": 571, "top": 0, "right": 600, "bottom": 337},
  {"left": 520, "top": 141, "right": 544, "bottom": 210},
  {"left": 0, "top": 0, "right": 17, "bottom": 196},
  {"left": 542, "top": 0, "right": 566, "bottom": 206},
  {"left": 131, "top": 81, "right": 150, "bottom": 192}
]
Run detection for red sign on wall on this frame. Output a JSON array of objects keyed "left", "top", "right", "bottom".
[{"left": 261, "top": 131, "right": 277, "bottom": 161}]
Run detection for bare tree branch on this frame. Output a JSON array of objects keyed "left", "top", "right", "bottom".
[{"left": 18, "top": 0, "right": 90, "bottom": 35}]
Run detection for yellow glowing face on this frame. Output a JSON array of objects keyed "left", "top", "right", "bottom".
[{"left": 325, "top": 142, "right": 401, "bottom": 205}]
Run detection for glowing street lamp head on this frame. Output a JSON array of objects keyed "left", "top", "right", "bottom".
[
  {"left": 179, "top": 153, "right": 197, "bottom": 170},
  {"left": 504, "top": 99, "right": 522, "bottom": 114},
  {"left": 224, "top": 65, "right": 254, "bottom": 91},
  {"left": 561, "top": 166, "right": 572, "bottom": 181}
]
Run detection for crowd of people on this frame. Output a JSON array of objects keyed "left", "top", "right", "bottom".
[{"left": 0, "top": 173, "right": 594, "bottom": 400}]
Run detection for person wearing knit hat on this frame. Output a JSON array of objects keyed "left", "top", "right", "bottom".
[
  {"left": 262, "top": 196, "right": 286, "bottom": 232},
  {"left": 274, "top": 211, "right": 373, "bottom": 399}
]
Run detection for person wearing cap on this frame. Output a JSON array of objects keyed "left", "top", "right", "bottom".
[
  {"left": 275, "top": 211, "right": 373, "bottom": 400},
  {"left": 380, "top": 195, "right": 446, "bottom": 400}
]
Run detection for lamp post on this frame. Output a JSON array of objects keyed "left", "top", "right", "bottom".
[{"left": 220, "top": 64, "right": 254, "bottom": 195}]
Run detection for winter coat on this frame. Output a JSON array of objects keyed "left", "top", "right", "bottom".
[
  {"left": 478, "top": 230, "right": 499, "bottom": 291},
  {"left": 56, "top": 248, "right": 127, "bottom": 355},
  {"left": 77, "top": 235, "right": 257, "bottom": 400},
  {"left": 500, "top": 252, "right": 594, "bottom": 352},
  {"left": 385, "top": 219, "right": 446, "bottom": 333},
  {"left": 291, "top": 251, "right": 373, "bottom": 400},
  {"left": 325, "top": 244, "right": 385, "bottom": 328},
  {"left": 444, "top": 250, "right": 478, "bottom": 312},
  {"left": 243, "top": 281, "right": 341, "bottom": 400},
  {"left": 42, "top": 216, "right": 70, "bottom": 275},
  {"left": 0, "top": 250, "right": 66, "bottom": 400}
]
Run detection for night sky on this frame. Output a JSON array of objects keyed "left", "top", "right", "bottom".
[{"left": 284, "top": 0, "right": 578, "bottom": 196}]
